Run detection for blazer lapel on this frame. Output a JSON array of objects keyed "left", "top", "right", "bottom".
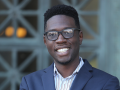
[
  {"left": 41, "top": 63, "right": 56, "bottom": 90},
  {"left": 70, "top": 59, "right": 93, "bottom": 90}
]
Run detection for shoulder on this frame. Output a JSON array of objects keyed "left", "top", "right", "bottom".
[
  {"left": 84, "top": 59, "right": 118, "bottom": 80},
  {"left": 83, "top": 59, "right": 120, "bottom": 89},
  {"left": 24, "top": 69, "right": 45, "bottom": 79},
  {"left": 92, "top": 67, "right": 119, "bottom": 82},
  {"left": 21, "top": 68, "right": 46, "bottom": 87},
  {"left": 20, "top": 69, "right": 45, "bottom": 90},
  {"left": 92, "top": 68, "right": 120, "bottom": 89},
  {"left": 21, "top": 63, "right": 53, "bottom": 82},
  {"left": 20, "top": 64, "right": 54, "bottom": 90},
  {"left": 24, "top": 63, "right": 54, "bottom": 79},
  {"left": 92, "top": 67, "right": 113, "bottom": 77},
  {"left": 83, "top": 59, "right": 116, "bottom": 78}
]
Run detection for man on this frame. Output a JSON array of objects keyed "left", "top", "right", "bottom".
[{"left": 20, "top": 5, "right": 120, "bottom": 90}]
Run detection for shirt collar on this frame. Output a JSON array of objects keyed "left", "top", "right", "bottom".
[{"left": 54, "top": 57, "right": 84, "bottom": 77}]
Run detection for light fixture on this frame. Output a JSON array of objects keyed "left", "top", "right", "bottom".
[
  {"left": 5, "top": 26, "right": 14, "bottom": 37},
  {"left": 16, "top": 27, "right": 27, "bottom": 38}
]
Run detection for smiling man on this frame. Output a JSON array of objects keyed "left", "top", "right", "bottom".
[{"left": 20, "top": 5, "right": 120, "bottom": 90}]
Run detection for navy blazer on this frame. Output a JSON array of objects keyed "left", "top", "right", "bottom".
[{"left": 20, "top": 59, "right": 120, "bottom": 90}]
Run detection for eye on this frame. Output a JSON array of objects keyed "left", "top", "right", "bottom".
[
  {"left": 63, "top": 29, "right": 73, "bottom": 34},
  {"left": 47, "top": 31, "right": 57, "bottom": 36}
]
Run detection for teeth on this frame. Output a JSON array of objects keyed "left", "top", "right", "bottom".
[{"left": 57, "top": 48, "right": 69, "bottom": 53}]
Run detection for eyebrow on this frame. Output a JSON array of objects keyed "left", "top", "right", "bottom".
[{"left": 48, "top": 27, "right": 74, "bottom": 31}]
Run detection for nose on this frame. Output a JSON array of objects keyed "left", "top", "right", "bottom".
[{"left": 55, "top": 34, "right": 67, "bottom": 44}]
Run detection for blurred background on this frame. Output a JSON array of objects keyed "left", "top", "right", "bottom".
[{"left": 0, "top": 0, "right": 120, "bottom": 90}]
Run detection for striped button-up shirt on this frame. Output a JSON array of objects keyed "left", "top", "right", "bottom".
[{"left": 54, "top": 57, "right": 84, "bottom": 90}]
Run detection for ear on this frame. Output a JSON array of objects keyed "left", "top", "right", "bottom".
[
  {"left": 79, "top": 31, "right": 83, "bottom": 45},
  {"left": 43, "top": 35, "right": 47, "bottom": 46}
]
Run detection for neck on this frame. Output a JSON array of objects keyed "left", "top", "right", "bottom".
[{"left": 54, "top": 57, "right": 80, "bottom": 78}]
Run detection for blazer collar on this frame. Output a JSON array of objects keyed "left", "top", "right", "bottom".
[
  {"left": 70, "top": 59, "right": 93, "bottom": 90},
  {"left": 41, "top": 63, "right": 56, "bottom": 90},
  {"left": 41, "top": 59, "right": 93, "bottom": 90}
]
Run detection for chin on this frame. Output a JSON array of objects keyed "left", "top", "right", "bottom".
[{"left": 56, "top": 59, "right": 72, "bottom": 65}]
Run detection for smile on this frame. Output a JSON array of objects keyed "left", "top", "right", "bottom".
[{"left": 57, "top": 48, "right": 69, "bottom": 53}]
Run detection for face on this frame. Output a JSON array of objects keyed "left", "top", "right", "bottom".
[{"left": 44, "top": 15, "right": 83, "bottom": 65}]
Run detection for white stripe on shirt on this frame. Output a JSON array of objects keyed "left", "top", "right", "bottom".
[{"left": 54, "top": 57, "right": 84, "bottom": 90}]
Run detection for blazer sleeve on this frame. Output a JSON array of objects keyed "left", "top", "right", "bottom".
[
  {"left": 19, "top": 77, "right": 29, "bottom": 90},
  {"left": 102, "top": 76, "right": 120, "bottom": 90}
]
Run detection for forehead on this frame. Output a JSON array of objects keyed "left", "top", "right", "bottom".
[{"left": 45, "top": 15, "right": 77, "bottom": 31}]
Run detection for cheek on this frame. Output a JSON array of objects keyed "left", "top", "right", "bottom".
[
  {"left": 73, "top": 40, "right": 80, "bottom": 49},
  {"left": 71, "top": 35, "right": 80, "bottom": 47},
  {"left": 46, "top": 41, "right": 55, "bottom": 53}
]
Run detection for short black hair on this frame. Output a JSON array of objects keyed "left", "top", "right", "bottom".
[{"left": 44, "top": 4, "right": 80, "bottom": 30}]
